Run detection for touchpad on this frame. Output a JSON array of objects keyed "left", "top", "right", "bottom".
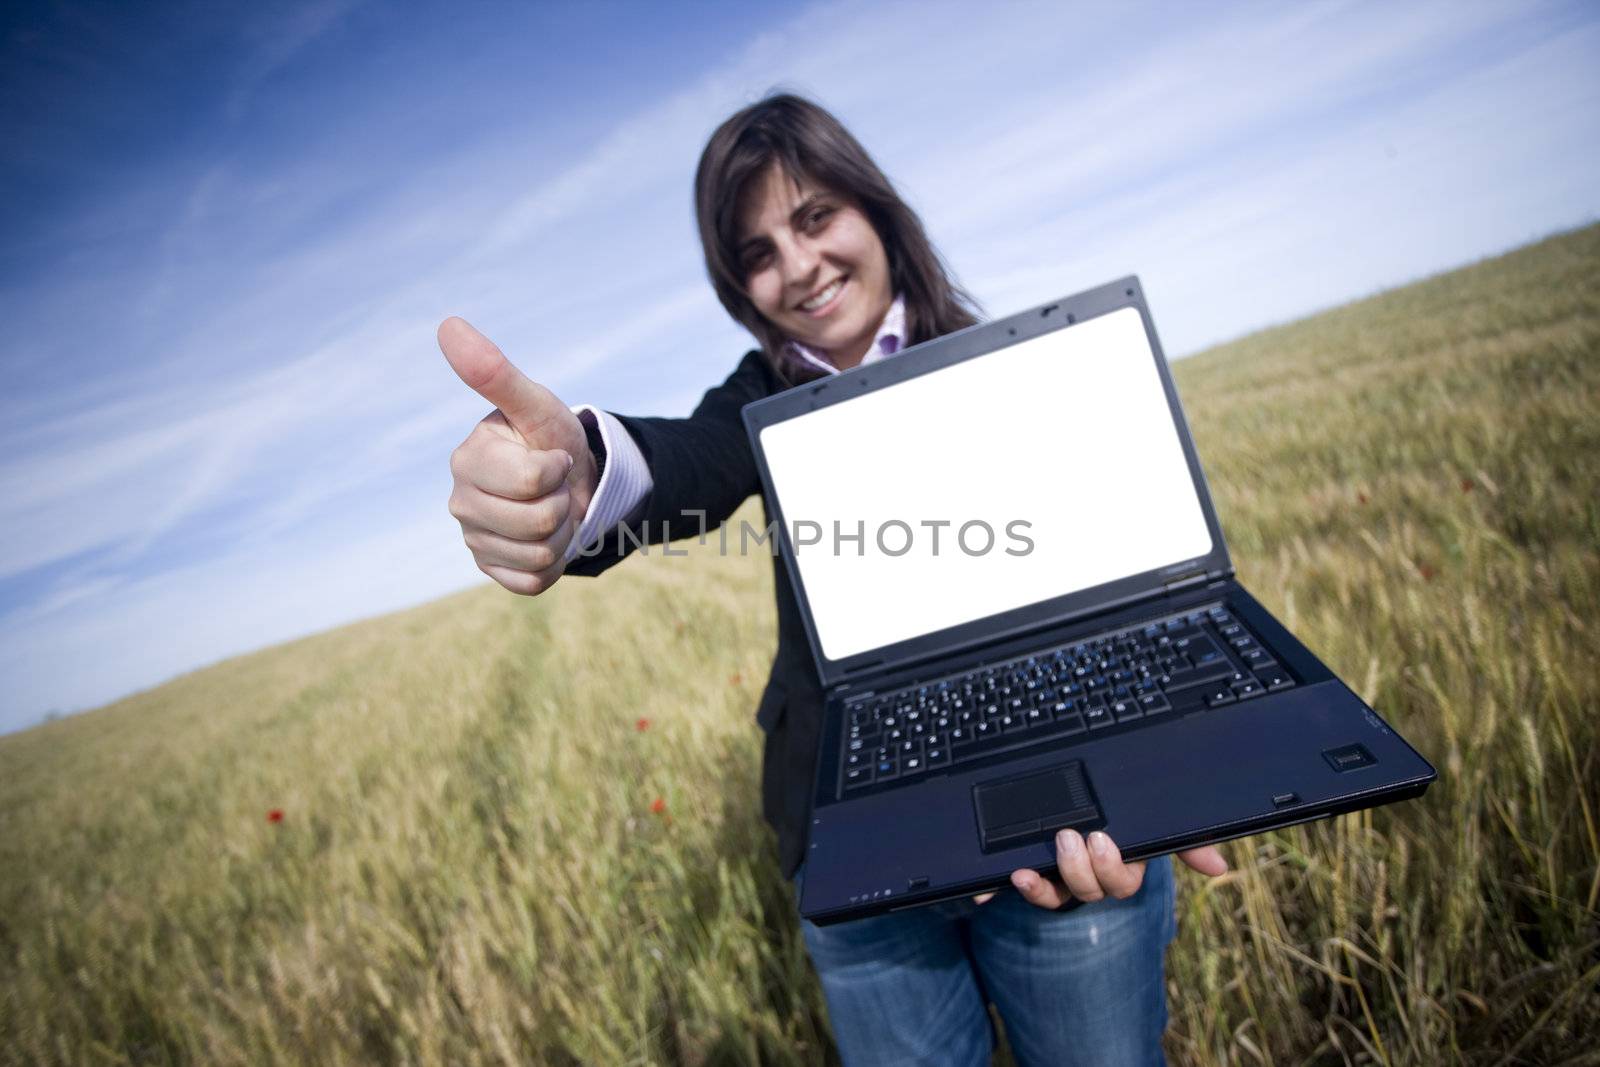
[{"left": 973, "top": 760, "right": 1104, "bottom": 852}]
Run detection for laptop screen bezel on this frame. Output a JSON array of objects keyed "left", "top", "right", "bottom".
[{"left": 741, "top": 275, "right": 1235, "bottom": 691}]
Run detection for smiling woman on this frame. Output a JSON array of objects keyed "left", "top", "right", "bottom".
[
  {"left": 692, "top": 94, "right": 980, "bottom": 385},
  {"left": 439, "top": 92, "right": 1227, "bottom": 1065},
  {"left": 735, "top": 167, "right": 893, "bottom": 370}
]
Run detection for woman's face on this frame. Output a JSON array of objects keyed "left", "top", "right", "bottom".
[{"left": 736, "top": 164, "right": 892, "bottom": 369}]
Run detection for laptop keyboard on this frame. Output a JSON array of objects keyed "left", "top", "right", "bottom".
[{"left": 839, "top": 603, "right": 1295, "bottom": 795}]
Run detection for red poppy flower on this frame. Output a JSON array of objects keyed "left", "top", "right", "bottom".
[
  {"left": 267, "top": 809, "right": 284, "bottom": 823},
  {"left": 1358, "top": 492, "right": 1369, "bottom": 505},
  {"left": 1460, "top": 478, "right": 1474, "bottom": 492},
  {"left": 636, "top": 717, "right": 650, "bottom": 732},
  {"left": 1418, "top": 562, "right": 1436, "bottom": 581},
  {"left": 650, "top": 797, "right": 667, "bottom": 815}
]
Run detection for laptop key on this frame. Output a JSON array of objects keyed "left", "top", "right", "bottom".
[
  {"left": 1053, "top": 712, "right": 1087, "bottom": 735},
  {"left": 902, "top": 754, "right": 926, "bottom": 776},
  {"left": 1137, "top": 693, "right": 1171, "bottom": 715},
  {"left": 844, "top": 765, "right": 874, "bottom": 788},
  {"left": 1163, "top": 661, "right": 1233, "bottom": 693},
  {"left": 1204, "top": 688, "right": 1236, "bottom": 708},
  {"left": 1240, "top": 647, "right": 1273, "bottom": 667},
  {"left": 1110, "top": 699, "right": 1141, "bottom": 722},
  {"left": 1259, "top": 670, "right": 1294, "bottom": 691},
  {"left": 1084, "top": 705, "right": 1113, "bottom": 729},
  {"left": 1232, "top": 680, "right": 1264, "bottom": 700},
  {"left": 925, "top": 745, "right": 950, "bottom": 767}
]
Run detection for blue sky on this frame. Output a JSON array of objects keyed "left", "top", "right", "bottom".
[{"left": 2, "top": 0, "right": 1597, "bottom": 733}]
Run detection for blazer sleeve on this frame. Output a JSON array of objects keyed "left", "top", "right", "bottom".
[{"left": 562, "top": 348, "right": 782, "bottom": 579}]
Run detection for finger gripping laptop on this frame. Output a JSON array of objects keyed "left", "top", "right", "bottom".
[{"left": 741, "top": 277, "right": 1436, "bottom": 925}]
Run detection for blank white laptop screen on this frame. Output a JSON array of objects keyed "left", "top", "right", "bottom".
[{"left": 757, "top": 306, "right": 1214, "bottom": 662}]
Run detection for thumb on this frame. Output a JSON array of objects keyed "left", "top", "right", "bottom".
[
  {"left": 1177, "top": 845, "right": 1230, "bottom": 877},
  {"left": 438, "top": 316, "right": 579, "bottom": 452}
]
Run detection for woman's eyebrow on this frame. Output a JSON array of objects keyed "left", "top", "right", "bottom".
[{"left": 787, "top": 194, "right": 829, "bottom": 225}]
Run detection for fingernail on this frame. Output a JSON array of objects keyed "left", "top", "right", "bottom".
[
  {"left": 564, "top": 451, "right": 575, "bottom": 471},
  {"left": 1089, "top": 831, "right": 1111, "bottom": 856},
  {"left": 1058, "top": 829, "right": 1080, "bottom": 855},
  {"left": 1013, "top": 871, "right": 1033, "bottom": 891}
]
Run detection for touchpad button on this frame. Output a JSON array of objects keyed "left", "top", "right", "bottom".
[{"left": 973, "top": 760, "right": 1104, "bottom": 853}]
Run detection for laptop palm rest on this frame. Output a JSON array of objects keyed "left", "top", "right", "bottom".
[{"left": 974, "top": 760, "right": 1105, "bottom": 852}]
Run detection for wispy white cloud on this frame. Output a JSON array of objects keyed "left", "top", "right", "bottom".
[{"left": 225, "top": 0, "right": 369, "bottom": 121}]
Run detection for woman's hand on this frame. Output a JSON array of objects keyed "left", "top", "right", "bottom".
[
  {"left": 438, "top": 317, "right": 601, "bottom": 597},
  {"left": 1009, "top": 832, "right": 1228, "bottom": 909},
  {"left": 972, "top": 833, "right": 1229, "bottom": 908}
]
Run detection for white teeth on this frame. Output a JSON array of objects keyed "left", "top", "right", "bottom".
[{"left": 800, "top": 278, "right": 843, "bottom": 311}]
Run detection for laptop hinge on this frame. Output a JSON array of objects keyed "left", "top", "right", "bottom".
[{"left": 1163, "top": 571, "right": 1209, "bottom": 595}]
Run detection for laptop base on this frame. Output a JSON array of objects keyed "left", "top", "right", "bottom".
[{"left": 799, "top": 582, "right": 1435, "bottom": 925}]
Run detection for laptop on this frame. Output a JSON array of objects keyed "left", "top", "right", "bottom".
[{"left": 741, "top": 276, "right": 1437, "bottom": 926}]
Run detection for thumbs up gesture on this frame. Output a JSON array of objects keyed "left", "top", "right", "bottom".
[{"left": 439, "top": 317, "right": 600, "bottom": 596}]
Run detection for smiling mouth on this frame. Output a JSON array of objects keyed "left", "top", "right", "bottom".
[{"left": 798, "top": 277, "right": 846, "bottom": 313}]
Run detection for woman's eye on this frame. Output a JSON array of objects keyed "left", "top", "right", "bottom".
[
  {"left": 803, "top": 207, "right": 833, "bottom": 232},
  {"left": 742, "top": 247, "right": 773, "bottom": 273}
]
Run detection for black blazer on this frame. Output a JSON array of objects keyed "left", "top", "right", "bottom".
[{"left": 563, "top": 350, "right": 822, "bottom": 878}]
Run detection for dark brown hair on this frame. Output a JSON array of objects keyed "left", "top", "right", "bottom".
[{"left": 694, "top": 93, "right": 980, "bottom": 384}]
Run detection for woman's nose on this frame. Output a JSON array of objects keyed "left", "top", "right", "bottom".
[{"left": 781, "top": 238, "right": 821, "bottom": 288}]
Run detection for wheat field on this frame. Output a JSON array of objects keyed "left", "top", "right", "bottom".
[{"left": 2, "top": 225, "right": 1597, "bottom": 1065}]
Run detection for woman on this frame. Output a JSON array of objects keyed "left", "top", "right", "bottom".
[{"left": 440, "top": 93, "right": 1227, "bottom": 1066}]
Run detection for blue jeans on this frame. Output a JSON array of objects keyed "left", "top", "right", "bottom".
[{"left": 797, "top": 856, "right": 1176, "bottom": 1067}]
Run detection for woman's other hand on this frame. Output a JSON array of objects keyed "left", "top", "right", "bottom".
[
  {"left": 1005, "top": 832, "right": 1229, "bottom": 910},
  {"left": 438, "top": 317, "right": 601, "bottom": 596}
]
